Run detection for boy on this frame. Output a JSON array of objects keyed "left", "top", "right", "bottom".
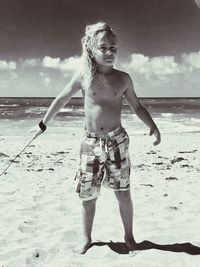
[{"left": 38, "top": 22, "right": 161, "bottom": 254}]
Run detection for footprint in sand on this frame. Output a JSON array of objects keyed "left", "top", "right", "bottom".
[
  {"left": 0, "top": 190, "right": 16, "bottom": 196},
  {"left": 167, "top": 206, "right": 179, "bottom": 211},
  {"left": 24, "top": 152, "right": 33, "bottom": 158},
  {"left": 136, "top": 164, "right": 151, "bottom": 170},
  {"left": 18, "top": 225, "right": 37, "bottom": 233},
  {"left": 146, "top": 151, "right": 157, "bottom": 154},
  {"left": 181, "top": 164, "right": 193, "bottom": 168},
  {"left": 29, "top": 145, "right": 35, "bottom": 148},
  {"left": 0, "top": 152, "right": 9, "bottom": 157},
  {"left": 165, "top": 177, "right": 178, "bottom": 181},
  {"left": 33, "top": 194, "right": 44, "bottom": 201},
  {"left": 140, "top": 183, "right": 153, "bottom": 187},
  {"left": 37, "top": 168, "right": 44, "bottom": 172},
  {"left": 47, "top": 168, "right": 55, "bottom": 171},
  {"left": 18, "top": 222, "right": 47, "bottom": 233},
  {"left": 153, "top": 162, "right": 164, "bottom": 165},
  {"left": 171, "top": 157, "right": 186, "bottom": 164},
  {"left": 23, "top": 219, "right": 38, "bottom": 225},
  {"left": 13, "top": 237, "right": 31, "bottom": 245},
  {"left": 57, "top": 151, "right": 69, "bottom": 155},
  {"left": 178, "top": 150, "right": 197, "bottom": 154},
  {"left": 0, "top": 248, "right": 24, "bottom": 261},
  {"left": 60, "top": 229, "right": 79, "bottom": 242},
  {"left": 26, "top": 248, "right": 48, "bottom": 265}
]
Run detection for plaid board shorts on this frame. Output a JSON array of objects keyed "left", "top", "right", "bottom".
[{"left": 74, "top": 125, "right": 131, "bottom": 200}]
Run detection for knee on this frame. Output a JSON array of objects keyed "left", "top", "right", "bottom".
[{"left": 115, "top": 190, "right": 131, "bottom": 204}]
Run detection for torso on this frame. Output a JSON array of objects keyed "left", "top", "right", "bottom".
[{"left": 82, "top": 69, "right": 127, "bottom": 134}]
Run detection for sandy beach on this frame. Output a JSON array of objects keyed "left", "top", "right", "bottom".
[
  {"left": 0, "top": 0, "right": 200, "bottom": 264},
  {"left": 0, "top": 123, "right": 200, "bottom": 267}
]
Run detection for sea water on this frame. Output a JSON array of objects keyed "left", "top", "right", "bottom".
[{"left": 0, "top": 97, "right": 200, "bottom": 136}]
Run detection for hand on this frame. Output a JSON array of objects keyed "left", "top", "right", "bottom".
[
  {"left": 29, "top": 121, "right": 46, "bottom": 139},
  {"left": 28, "top": 125, "right": 43, "bottom": 139},
  {"left": 149, "top": 126, "right": 161, "bottom": 146}
]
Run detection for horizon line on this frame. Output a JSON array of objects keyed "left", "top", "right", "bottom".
[{"left": 1, "top": 96, "right": 200, "bottom": 99}]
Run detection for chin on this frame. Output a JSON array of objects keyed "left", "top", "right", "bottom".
[{"left": 104, "top": 60, "right": 114, "bottom": 66}]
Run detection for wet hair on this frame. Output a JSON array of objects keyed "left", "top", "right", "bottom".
[{"left": 81, "top": 22, "right": 116, "bottom": 89}]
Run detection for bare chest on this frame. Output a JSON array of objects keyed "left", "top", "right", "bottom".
[{"left": 85, "top": 75, "right": 125, "bottom": 105}]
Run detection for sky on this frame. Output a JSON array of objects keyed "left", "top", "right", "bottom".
[{"left": 0, "top": 0, "right": 200, "bottom": 97}]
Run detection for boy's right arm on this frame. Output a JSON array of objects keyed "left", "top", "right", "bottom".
[{"left": 42, "top": 72, "right": 82, "bottom": 126}]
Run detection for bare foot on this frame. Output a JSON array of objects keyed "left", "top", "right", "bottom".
[
  {"left": 124, "top": 236, "right": 141, "bottom": 256},
  {"left": 72, "top": 239, "right": 92, "bottom": 254}
]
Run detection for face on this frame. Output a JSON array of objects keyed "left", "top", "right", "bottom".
[{"left": 91, "top": 31, "right": 118, "bottom": 67}]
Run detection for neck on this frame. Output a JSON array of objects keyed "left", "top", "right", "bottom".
[{"left": 97, "top": 65, "right": 113, "bottom": 75}]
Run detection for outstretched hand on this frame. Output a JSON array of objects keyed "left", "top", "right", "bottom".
[
  {"left": 29, "top": 121, "right": 47, "bottom": 139},
  {"left": 149, "top": 127, "right": 161, "bottom": 146},
  {"left": 29, "top": 125, "right": 43, "bottom": 139}
]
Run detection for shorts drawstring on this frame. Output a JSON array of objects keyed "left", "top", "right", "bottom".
[{"left": 97, "top": 137, "right": 108, "bottom": 154}]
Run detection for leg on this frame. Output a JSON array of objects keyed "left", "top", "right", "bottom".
[
  {"left": 73, "top": 197, "right": 97, "bottom": 254},
  {"left": 114, "top": 190, "right": 138, "bottom": 251}
]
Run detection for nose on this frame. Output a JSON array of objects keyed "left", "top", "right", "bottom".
[{"left": 106, "top": 49, "right": 114, "bottom": 56}]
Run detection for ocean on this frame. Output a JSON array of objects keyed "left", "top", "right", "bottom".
[{"left": 0, "top": 97, "right": 200, "bottom": 136}]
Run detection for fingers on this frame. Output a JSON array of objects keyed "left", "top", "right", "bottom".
[
  {"left": 149, "top": 128, "right": 154, "bottom": 136},
  {"left": 153, "top": 139, "right": 161, "bottom": 146},
  {"left": 33, "top": 130, "right": 43, "bottom": 139},
  {"left": 150, "top": 128, "right": 161, "bottom": 146},
  {"left": 28, "top": 125, "right": 44, "bottom": 139},
  {"left": 153, "top": 130, "right": 161, "bottom": 146},
  {"left": 29, "top": 121, "right": 47, "bottom": 135},
  {"left": 29, "top": 125, "right": 39, "bottom": 134}
]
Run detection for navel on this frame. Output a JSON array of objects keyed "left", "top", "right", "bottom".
[
  {"left": 100, "top": 127, "right": 104, "bottom": 131},
  {"left": 114, "top": 92, "right": 117, "bottom": 96},
  {"left": 93, "top": 92, "right": 96, "bottom": 95}
]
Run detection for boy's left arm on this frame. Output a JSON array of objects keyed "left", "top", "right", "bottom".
[{"left": 124, "top": 74, "right": 161, "bottom": 146}]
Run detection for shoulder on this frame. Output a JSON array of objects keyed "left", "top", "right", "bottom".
[
  {"left": 113, "top": 69, "right": 133, "bottom": 87},
  {"left": 67, "top": 70, "right": 84, "bottom": 91},
  {"left": 70, "top": 70, "right": 84, "bottom": 84},
  {"left": 113, "top": 69, "right": 132, "bottom": 80}
]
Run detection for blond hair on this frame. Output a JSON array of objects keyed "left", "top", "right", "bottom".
[{"left": 81, "top": 22, "right": 116, "bottom": 89}]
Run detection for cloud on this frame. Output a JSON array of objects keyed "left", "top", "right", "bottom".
[
  {"left": 61, "top": 56, "right": 82, "bottom": 72},
  {"left": 22, "top": 58, "right": 41, "bottom": 67},
  {"left": 182, "top": 51, "right": 200, "bottom": 69},
  {"left": 43, "top": 56, "right": 60, "bottom": 69},
  {"left": 119, "top": 51, "right": 200, "bottom": 97},
  {"left": 125, "top": 51, "right": 200, "bottom": 76},
  {"left": 0, "top": 60, "right": 17, "bottom": 70},
  {"left": 124, "top": 54, "right": 180, "bottom": 79},
  {"left": 42, "top": 56, "right": 81, "bottom": 72},
  {"left": 1, "top": 52, "right": 200, "bottom": 97}
]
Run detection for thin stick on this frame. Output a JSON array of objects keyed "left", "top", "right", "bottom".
[{"left": 0, "top": 130, "right": 43, "bottom": 177}]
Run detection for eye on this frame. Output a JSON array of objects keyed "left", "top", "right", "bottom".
[
  {"left": 110, "top": 46, "right": 117, "bottom": 52},
  {"left": 99, "top": 46, "right": 106, "bottom": 51}
]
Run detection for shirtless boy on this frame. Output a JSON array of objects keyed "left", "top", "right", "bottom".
[{"left": 37, "top": 22, "right": 161, "bottom": 254}]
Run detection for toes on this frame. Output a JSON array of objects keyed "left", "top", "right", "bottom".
[
  {"left": 72, "top": 247, "right": 87, "bottom": 255},
  {"left": 129, "top": 250, "right": 141, "bottom": 257}
]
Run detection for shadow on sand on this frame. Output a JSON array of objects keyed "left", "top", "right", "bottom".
[{"left": 89, "top": 240, "right": 200, "bottom": 255}]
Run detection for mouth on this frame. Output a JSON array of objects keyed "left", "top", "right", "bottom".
[{"left": 104, "top": 57, "right": 114, "bottom": 61}]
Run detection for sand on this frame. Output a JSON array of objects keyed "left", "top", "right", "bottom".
[{"left": 0, "top": 125, "right": 200, "bottom": 267}]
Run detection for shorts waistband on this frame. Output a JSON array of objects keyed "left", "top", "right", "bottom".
[{"left": 85, "top": 125, "right": 124, "bottom": 140}]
